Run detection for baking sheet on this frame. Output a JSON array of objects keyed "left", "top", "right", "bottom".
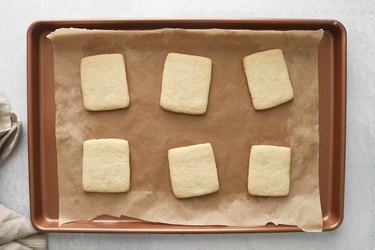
[{"left": 48, "top": 28, "right": 323, "bottom": 232}]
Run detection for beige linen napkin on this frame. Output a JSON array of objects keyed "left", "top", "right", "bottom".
[
  {"left": 0, "top": 205, "right": 46, "bottom": 250},
  {"left": 0, "top": 89, "right": 47, "bottom": 249},
  {"left": 0, "top": 90, "right": 21, "bottom": 165}
]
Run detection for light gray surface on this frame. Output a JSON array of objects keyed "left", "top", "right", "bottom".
[{"left": 0, "top": 0, "right": 374, "bottom": 249}]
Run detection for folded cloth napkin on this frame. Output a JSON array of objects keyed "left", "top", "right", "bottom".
[
  {"left": 0, "top": 205, "right": 46, "bottom": 250},
  {"left": 0, "top": 89, "right": 47, "bottom": 249},
  {"left": 0, "top": 90, "right": 21, "bottom": 165},
  {"left": 0, "top": 91, "right": 11, "bottom": 137}
]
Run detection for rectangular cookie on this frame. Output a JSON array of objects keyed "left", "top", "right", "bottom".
[
  {"left": 168, "top": 143, "right": 219, "bottom": 198},
  {"left": 160, "top": 53, "right": 212, "bottom": 115},
  {"left": 80, "top": 53, "right": 130, "bottom": 111},
  {"left": 243, "top": 49, "right": 294, "bottom": 110},
  {"left": 82, "top": 138, "right": 131, "bottom": 193},
  {"left": 248, "top": 145, "right": 291, "bottom": 196}
]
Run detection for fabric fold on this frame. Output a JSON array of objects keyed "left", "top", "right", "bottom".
[{"left": 0, "top": 90, "right": 47, "bottom": 249}]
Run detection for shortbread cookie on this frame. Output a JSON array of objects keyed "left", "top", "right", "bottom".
[
  {"left": 168, "top": 143, "right": 219, "bottom": 198},
  {"left": 243, "top": 49, "right": 294, "bottom": 110},
  {"left": 80, "top": 53, "right": 130, "bottom": 111},
  {"left": 248, "top": 145, "right": 291, "bottom": 196},
  {"left": 82, "top": 139, "right": 130, "bottom": 193},
  {"left": 160, "top": 53, "right": 212, "bottom": 114}
]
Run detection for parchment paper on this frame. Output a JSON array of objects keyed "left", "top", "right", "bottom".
[{"left": 48, "top": 28, "right": 323, "bottom": 232}]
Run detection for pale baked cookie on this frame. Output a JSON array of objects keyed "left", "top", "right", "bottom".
[
  {"left": 160, "top": 53, "right": 212, "bottom": 115},
  {"left": 243, "top": 49, "right": 294, "bottom": 110},
  {"left": 168, "top": 143, "right": 219, "bottom": 198},
  {"left": 247, "top": 145, "right": 291, "bottom": 196},
  {"left": 80, "top": 53, "right": 130, "bottom": 111},
  {"left": 82, "top": 139, "right": 130, "bottom": 193}
]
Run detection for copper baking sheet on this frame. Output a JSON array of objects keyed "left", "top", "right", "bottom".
[{"left": 27, "top": 19, "right": 346, "bottom": 233}]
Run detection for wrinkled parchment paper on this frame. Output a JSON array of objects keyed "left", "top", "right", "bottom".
[{"left": 48, "top": 28, "right": 323, "bottom": 231}]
